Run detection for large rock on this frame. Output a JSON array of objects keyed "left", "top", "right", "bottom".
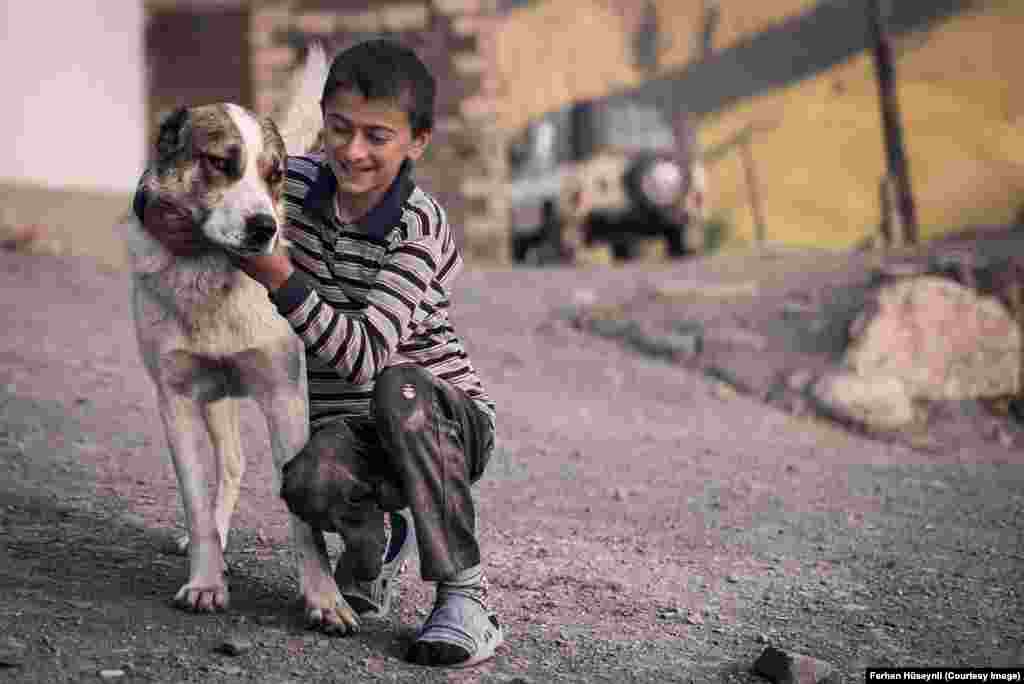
[
  {"left": 845, "top": 276, "right": 1020, "bottom": 401},
  {"left": 811, "top": 371, "right": 918, "bottom": 432}
]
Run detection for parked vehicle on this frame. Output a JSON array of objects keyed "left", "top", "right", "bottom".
[{"left": 507, "top": 99, "right": 705, "bottom": 263}]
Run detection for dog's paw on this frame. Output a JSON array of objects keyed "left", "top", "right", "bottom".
[
  {"left": 304, "top": 590, "right": 360, "bottom": 636},
  {"left": 174, "top": 580, "right": 229, "bottom": 613},
  {"left": 167, "top": 535, "right": 232, "bottom": 575}
]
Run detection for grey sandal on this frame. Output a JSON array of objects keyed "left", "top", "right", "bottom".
[
  {"left": 406, "top": 588, "right": 504, "bottom": 668},
  {"left": 334, "top": 508, "right": 416, "bottom": 619}
]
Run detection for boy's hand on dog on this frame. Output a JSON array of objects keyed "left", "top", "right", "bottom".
[
  {"left": 231, "top": 246, "right": 296, "bottom": 293},
  {"left": 141, "top": 200, "right": 210, "bottom": 257}
]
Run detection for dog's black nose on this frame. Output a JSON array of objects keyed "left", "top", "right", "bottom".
[{"left": 244, "top": 213, "right": 277, "bottom": 246}]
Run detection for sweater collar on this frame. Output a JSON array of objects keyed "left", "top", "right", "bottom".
[{"left": 303, "top": 158, "right": 415, "bottom": 239}]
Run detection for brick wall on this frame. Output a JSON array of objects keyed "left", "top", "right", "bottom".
[
  {"left": 250, "top": 0, "right": 510, "bottom": 263},
  {"left": 146, "top": 6, "right": 252, "bottom": 148}
]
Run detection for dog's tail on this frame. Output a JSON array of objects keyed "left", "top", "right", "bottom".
[{"left": 278, "top": 42, "right": 329, "bottom": 157}]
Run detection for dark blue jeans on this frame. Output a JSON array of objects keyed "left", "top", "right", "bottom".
[{"left": 280, "top": 364, "right": 495, "bottom": 582}]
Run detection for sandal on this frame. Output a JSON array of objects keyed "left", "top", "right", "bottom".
[
  {"left": 406, "top": 586, "right": 504, "bottom": 668},
  {"left": 334, "top": 508, "right": 416, "bottom": 619}
]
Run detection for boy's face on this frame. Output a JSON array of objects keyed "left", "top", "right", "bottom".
[{"left": 321, "top": 88, "right": 430, "bottom": 218}]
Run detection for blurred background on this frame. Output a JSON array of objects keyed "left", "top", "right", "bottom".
[{"left": 1, "top": 0, "right": 1021, "bottom": 270}]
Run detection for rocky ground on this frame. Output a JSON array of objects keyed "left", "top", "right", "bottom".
[{"left": 1, "top": 234, "right": 1022, "bottom": 683}]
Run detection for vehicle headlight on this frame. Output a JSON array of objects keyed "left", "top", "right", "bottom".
[{"left": 639, "top": 159, "right": 685, "bottom": 208}]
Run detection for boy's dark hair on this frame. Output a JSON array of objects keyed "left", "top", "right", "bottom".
[{"left": 322, "top": 39, "right": 435, "bottom": 136}]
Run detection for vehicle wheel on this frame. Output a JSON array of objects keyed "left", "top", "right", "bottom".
[
  {"left": 611, "top": 240, "right": 637, "bottom": 261},
  {"left": 664, "top": 226, "right": 688, "bottom": 258},
  {"left": 511, "top": 237, "right": 529, "bottom": 262}
]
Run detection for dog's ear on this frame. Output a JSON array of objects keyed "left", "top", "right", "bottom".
[
  {"left": 155, "top": 107, "right": 191, "bottom": 165},
  {"left": 260, "top": 116, "right": 286, "bottom": 157}
]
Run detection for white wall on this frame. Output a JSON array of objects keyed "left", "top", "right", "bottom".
[{"left": 1, "top": 1, "right": 146, "bottom": 193}]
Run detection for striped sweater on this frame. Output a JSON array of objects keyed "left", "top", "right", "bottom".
[{"left": 269, "top": 154, "right": 495, "bottom": 430}]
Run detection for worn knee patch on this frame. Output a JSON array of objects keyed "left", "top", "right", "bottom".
[
  {"left": 374, "top": 365, "right": 432, "bottom": 432},
  {"left": 280, "top": 433, "right": 370, "bottom": 527}
]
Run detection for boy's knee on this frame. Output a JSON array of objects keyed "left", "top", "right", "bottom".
[
  {"left": 373, "top": 364, "right": 432, "bottom": 431},
  {"left": 280, "top": 434, "right": 367, "bottom": 527}
]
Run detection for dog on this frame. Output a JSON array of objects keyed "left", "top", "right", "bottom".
[{"left": 122, "top": 45, "right": 358, "bottom": 631}]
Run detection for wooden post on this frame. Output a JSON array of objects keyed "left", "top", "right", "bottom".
[
  {"left": 878, "top": 173, "right": 905, "bottom": 249},
  {"left": 739, "top": 133, "right": 767, "bottom": 247},
  {"left": 868, "top": 0, "right": 919, "bottom": 245},
  {"left": 699, "top": 0, "right": 720, "bottom": 60}
]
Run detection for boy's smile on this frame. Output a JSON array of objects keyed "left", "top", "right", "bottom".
[{"left": 321, "top": 89, "right": 430, "bottom": 222}]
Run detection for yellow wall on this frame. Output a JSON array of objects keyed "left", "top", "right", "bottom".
[
  {"left": 496, "top": 1, "right": 1024, "bottom": 249},
  {"left": 700, "top": 3, "right": 1024, "bottom": 248},
  {"left": 494, "top": 0, "right": 817, "bottom": 133}
]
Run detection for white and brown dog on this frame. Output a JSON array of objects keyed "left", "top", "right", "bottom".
[{"left": 123, "top": 46, "right": 358, "bottom": 632}]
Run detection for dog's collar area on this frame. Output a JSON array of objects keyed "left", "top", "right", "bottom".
[{"left": 302, "top": 158, "right": 415, "bottom": 240}]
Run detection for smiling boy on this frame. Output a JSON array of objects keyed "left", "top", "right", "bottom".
[{"left": 137, "top": 39, "right": 502, "bottom": 668}]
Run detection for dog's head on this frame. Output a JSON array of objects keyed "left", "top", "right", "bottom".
[{"left": 150, "top": 104, "right": 287, "bottom": 256}]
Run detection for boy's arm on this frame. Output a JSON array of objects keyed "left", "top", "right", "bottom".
[{"left": 259, "top": 236, "right": 446, "bottom": 385}]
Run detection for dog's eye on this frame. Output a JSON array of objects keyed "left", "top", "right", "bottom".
[{"left": 205, "top": 155, "right": 230, "bottom": 174}]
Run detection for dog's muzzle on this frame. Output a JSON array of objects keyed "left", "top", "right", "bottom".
[{"left": 243, "top": 213, "right": 278, "bottom": 252}]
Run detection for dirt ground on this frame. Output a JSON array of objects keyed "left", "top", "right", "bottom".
[{"left": 1, "top": 240, "right": 1022, "bottom": 683}]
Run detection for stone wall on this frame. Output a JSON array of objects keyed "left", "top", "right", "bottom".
[
  {"left": 249, "top": 0, "right": 509, "bottom": 263},
  {"left": 147, "top": 6, "right": 252, "bottom": 146}
]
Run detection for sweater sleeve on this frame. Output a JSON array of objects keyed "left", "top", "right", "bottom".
[{"left": 269, "top": 236, "right": 441, "bottom": 385}]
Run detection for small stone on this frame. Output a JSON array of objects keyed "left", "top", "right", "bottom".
[
  {"left": 216, "top": 638, "right": 253, "bottom": 656},
  {"left": 711, "top": 381, "right": 737, "bottom": 401},
  {"left": 752, "top": 646, "right": 839, "bottom": 684},
  {"left": 629, "top": 329, "right": 703, "bottom": 358},
  {"left": 589, "top": 316, "right": 638, "bottom": 339},
  {"left": 706, "top": 326, "right": 767, "bottom": 351},
  {"left": 99, "top": 670, "right": 126, "bottom": 680},
  {"left": 210, "top": 662, "right": 245, "bottom": 675},
  {"left": 726, "top": 574, "right": 740, "bottom": 583},
  {"left": 785, "top": 369, "right": 816, "bottom": 393}
]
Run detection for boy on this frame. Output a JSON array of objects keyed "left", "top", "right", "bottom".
[{"left": 135, "top": 39, "right": 502, "bottom": 668}]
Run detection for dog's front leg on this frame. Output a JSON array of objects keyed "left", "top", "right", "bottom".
[
  {"left": 157, "top": 389, "right": 228, "bottom": 612},
  {"left": 240, "top": 343, "right": 359, "bottom": 635},
  {"left": 268, "top": 399, "right": 359, "bottom": 635},
  {"left": 203, "top": 398, "right": 244, "bottom": 554},
  {"left": 290, "top": 517, "right": 360, "bottom": 634}
]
